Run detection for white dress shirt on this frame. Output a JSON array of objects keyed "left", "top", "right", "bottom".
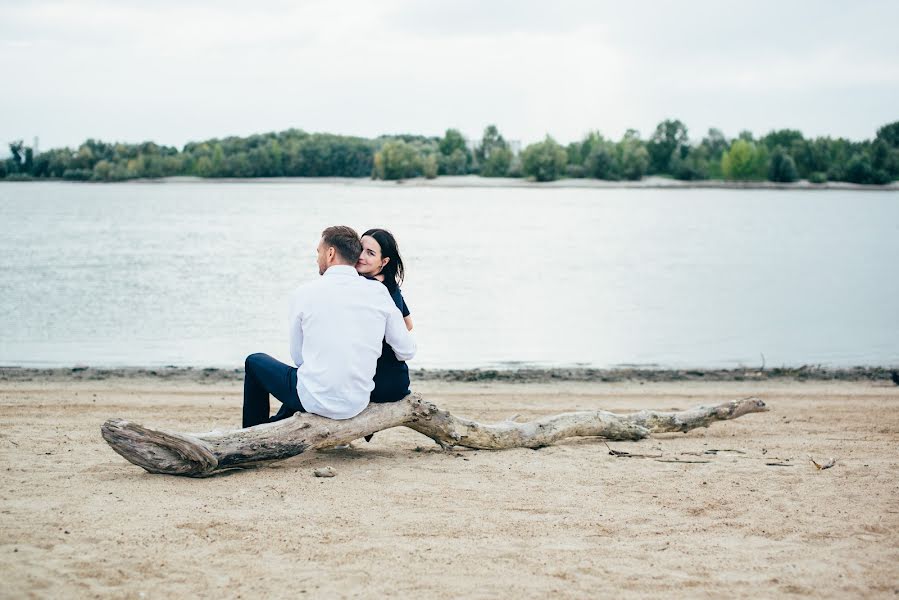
[{"left": 287, "top": 264, "right": 416, "bottom": 419}]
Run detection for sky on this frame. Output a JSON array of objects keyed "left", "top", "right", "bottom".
[{"left": 2, "top": 0, "right": 898, "bottom": 151}]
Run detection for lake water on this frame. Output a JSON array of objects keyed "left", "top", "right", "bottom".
[{"left": 1, "top": 181, "right": 897, "bottom": 369}]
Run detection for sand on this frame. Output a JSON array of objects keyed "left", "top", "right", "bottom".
[{"left": 1, "top": 378, "right": 897, "bottom": 598}]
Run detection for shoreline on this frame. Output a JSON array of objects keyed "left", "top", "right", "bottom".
[
  {"left": 3, "top": 174, "right": 898, "bottom": 191},
  {"left": 2, "top": 364, "right": 895, "bottom": 384}
]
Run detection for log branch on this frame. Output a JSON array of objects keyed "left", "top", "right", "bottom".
[{"left": 101, "top": 393, "right": 768, "bottom": 477}]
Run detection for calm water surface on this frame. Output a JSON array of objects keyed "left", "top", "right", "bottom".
[{"left": 1, "top": 182, "right": 897, "bottom": 369}]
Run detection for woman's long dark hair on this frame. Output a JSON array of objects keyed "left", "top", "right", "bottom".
[{"left": 362, "top": 228, "right": 405, "bottom": 291}]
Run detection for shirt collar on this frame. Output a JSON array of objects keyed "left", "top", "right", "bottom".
[{"left": 323, "top": 265, "right": 358, "bottom": 277}]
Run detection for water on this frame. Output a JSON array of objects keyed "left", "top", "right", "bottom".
[{"left": 1, "top": 181, "right": 897, "bottom": 369}]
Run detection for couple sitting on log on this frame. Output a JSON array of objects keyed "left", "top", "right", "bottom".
[
  {"left": 102, "top": 228, "right": 767, "bottom": 477},
  {"left": 242, "top": 225, "right": 416, "bottom": 429}
]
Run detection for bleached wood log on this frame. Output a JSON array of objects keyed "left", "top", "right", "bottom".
[{"left": 100, "top": 393, "right": 767, "bottom": 477}]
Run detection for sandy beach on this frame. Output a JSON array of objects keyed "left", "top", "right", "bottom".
[{"left": 1, "top": 376, "right": 897, "bottom": 598}]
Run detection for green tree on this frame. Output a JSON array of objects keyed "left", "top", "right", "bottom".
[
  {"left": 7, "top": 141, "right": 27, "bottom": 174},
  {"left": 761, "top": 129, "right": 804, "bottom": 151},
  {"left": 767, "top": 147, "right": 799, "bottom": 182},
  {"left": 4, "top": 141, "right": 37, "bottom": 176},
  {"left": 372, "top": 140, "right": 422, "bottom": 180},
  {"left": 670, "top": 146, "right": 710, "bottom": 180},
  {"left": 584, "top": 134, "right": 619, "bottom": 180},
  {"left": 566, "top": 141, "right": 584, "bottom": 166},
  {"left": 247, "top": 146, "right": 275, "bottom": 177},
  {"left": 481, "top": 146, "right": 512, "bottom": 177},
  {"left": 793, "top": 137, "right": 840, "bottom": 179},
  {"left": 37, "top": 148, "right": 75, "bottom": 178},
  {"left": 211, "top": 145, "right": 225, "bottom": 176},
  {"left": 267, "top": 139, "right": 284, "bottom": 176},
  {"left": 92, "top": 160, "right": 114, "bottom": 181},
  {"left": 876, "top": 121, "right": 899, "bottom": 147},
  {"left": 701, "top": 129, "right": 728, "bottom": 157},
  {"left": 520, "top": 136, "right": 567, "bottom": 182},
  {"left": 647, "top": 119, "right": 688, "bottom": 174},
  {"left": 871, "top": 139, "right": 899, "bottom": 180},
  {"left": 844, "top": 153, "right": 890, "bottom": 184},
  {"left": 439, "top": 148, "right": 468, "bottom": 175},
  {"left": 23, "top": 147, "right": 34, "bottom": 173},
  {"left": 224, "top": 152, "right": 253, "bottom": 178},
  {"left": 823, "top": 138, "right": 857, "bottom": 181},
  {"left": 721, "top": 139, "right": 767, "bottom": 180},
  {"left": 698, "top": 129, "right": 728, "bottom": 178},
  {"left": 439, "top": 129, "right": 467, "bottom": 156},
  {"left": 194, "top": 156, "right": 214, "bottom": 177},
  {"left": 438, "top": 129, "right": 470, "bottom": 175},
  {"left": 422, "top": 153, "right": 438, "bottom": 179},
  {"left": 476, "top": 125, "right": 513, "bottom": 177},
  {"left": 616, "top": 130, "right": 650, "bottom": 180}
]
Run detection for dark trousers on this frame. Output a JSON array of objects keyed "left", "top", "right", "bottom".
[
  {"left": 370, "top": 367, "right": 411, "bottom": 403},
  {"left": 242, "top": 353, "right": 305, "bottom": 428}
]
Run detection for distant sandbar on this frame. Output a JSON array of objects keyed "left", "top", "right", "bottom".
[{"left": 16, "top": 175, "right": 899, "bottom": 191}]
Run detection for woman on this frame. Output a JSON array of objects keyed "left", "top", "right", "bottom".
[{"left": 355, "top": 228, "right": 414, "bottom": 404}]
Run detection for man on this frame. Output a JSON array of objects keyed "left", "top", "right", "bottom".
[{"left": 242, "top": 225, "right": 416, "bottom": 428}]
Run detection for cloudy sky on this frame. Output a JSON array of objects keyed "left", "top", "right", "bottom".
[{"left": 2, "top": 0, "right": 897, "bottom": 151}]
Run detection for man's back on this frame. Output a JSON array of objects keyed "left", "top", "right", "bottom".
[{"left": 288, "top": 265, "right": 415, "bottom": 419}]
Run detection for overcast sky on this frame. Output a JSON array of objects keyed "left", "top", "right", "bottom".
[{"left": 2, "top": 0, "right": 898, "bottom": 151}]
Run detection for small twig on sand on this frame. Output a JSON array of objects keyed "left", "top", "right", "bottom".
[
  {"left": 655, "top": 459, "right": 711, "bottom": 464},
  {"left": 603, "top": 442, "right": 662, "bottom": 459},
  {"left": 765, "top": 462, "right": 794, "bottom": 467}
]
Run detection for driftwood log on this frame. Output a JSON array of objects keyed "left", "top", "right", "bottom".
[{"left": 101, "top": 392, "right": 767, "bottom": 477}]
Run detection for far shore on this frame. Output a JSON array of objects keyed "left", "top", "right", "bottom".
[
  {"left": 4, "top": 174, "right": 898, "bottom": 191},
  {"left": 2, "top": 365, "right": 895, "bottom": 384}
]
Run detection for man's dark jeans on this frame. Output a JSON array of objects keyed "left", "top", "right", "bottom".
[{"left": 242, "top": 353, "right": 305, "bottom": 428}]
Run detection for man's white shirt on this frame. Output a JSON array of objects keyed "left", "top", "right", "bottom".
[{"left": 288, "top": 265, "right": 416, "bottom": 419}]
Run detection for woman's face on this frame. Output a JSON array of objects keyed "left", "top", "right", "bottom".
[{"left": 356, "top": 235, "right": 389, "bottom": 276}]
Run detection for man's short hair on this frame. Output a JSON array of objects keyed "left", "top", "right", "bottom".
[{"left": 321, "top": 225, "right": 362, "bottom": 264}]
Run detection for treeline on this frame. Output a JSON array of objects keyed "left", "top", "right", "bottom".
[{"left": 3, "top": 120, "right": 898, "bottom": 184}]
